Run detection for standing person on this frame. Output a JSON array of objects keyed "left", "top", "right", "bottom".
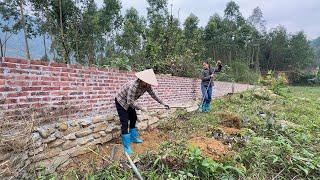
[
  {"left": 200, "top": 60, "right": 222, "bottom": 112},
  {"left": 115, "top": 69, "right": 170, "bottom": 154}
]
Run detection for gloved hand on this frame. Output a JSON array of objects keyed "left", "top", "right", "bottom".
[{"left": 164, "top": 104, "right": 170, "bottom": 110}]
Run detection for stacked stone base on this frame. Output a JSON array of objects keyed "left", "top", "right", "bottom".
[{"left": 0, "top": 108, "right": 179, "bottom": 179}]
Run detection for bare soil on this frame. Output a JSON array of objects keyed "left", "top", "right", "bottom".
[{"left": 188, "top": 137, "right": 230, "bottom": 160}]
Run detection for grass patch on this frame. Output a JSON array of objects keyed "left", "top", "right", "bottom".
[{"left": 36, "top": 86, "right": 320, "bottom": 179}]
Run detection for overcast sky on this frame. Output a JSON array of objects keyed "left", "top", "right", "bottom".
[{"left": 95, "top": 0, "right": 320, "bottom": 40}]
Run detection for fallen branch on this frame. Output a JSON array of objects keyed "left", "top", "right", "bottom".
[
  {"left": 271, "top": 168, "right": 285, "bottom": 180},
  {"left": 87, "top": 147, "right": 111, "bottom": 163}
]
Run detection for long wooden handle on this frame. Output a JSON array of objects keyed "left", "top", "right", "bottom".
[
  {"left": 125, "top": 152, "right": 144, "bottom": 180},
  {"left": 149, "top": 106, "right": 191, "bottom": 110}
]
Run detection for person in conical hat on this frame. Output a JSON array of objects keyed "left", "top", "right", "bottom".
[{"left": 115, "top": 69, "right": 170, "bottom": 155}]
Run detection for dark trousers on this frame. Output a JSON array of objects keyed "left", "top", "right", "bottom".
[{"left": 115, "top": 99, "right": 137, "bottom": 134}]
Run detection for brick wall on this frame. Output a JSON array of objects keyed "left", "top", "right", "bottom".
[
  {"left": 0, "top": 57, "right": 253, "bottom": 178},
  {"left": 0, "top": 57, "right": 203, "bottom": 123}
]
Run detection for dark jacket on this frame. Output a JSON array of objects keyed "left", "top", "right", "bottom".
[{"left": 201, "top": 65, "right": 222, "bottom": 86}]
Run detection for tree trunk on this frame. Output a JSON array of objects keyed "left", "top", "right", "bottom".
[
  {"left": 19, "top": 0, "right": 31, "bottom": 60},
  {"left": 212, "top": 46, "right": 216, "bottom": 61},
  {"left": 255, "top": 44, "right": 260, "bottom": 72},
  {"left": 0, "top": 39, "right": 3, "bottom": 57},
  {"left": 229, "top": 50, "right": 232, "bottom": 64},
  {"left": 59, "top": 0, "right": 67, "bottom": 63},
  {"left": 251, "top": 46, "right": 255, "bottom": 64},
  {"left": 43, "top": 34, "right": 48, "bottom": 60}
]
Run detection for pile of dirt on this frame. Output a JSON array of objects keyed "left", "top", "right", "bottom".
[
  {"left": 131, "top": 129, "right": 168, "bottom": 155},
  {"left": 218, "top": 126, "right": 241, "bottom": 135},
  {"left": 188, "top": 137, "right": 230, "bottom": 160},
  {"left": 215, "top": 112, "right": 242, "bottom": 129},
  {"left": 64, "top": 129, "right": 169, "bottom": 171}
]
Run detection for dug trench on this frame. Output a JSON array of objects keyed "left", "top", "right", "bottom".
[{"left": 61, "top": 107, "right": 247, "bottom": 174}]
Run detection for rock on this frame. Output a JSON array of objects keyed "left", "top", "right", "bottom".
[
  {"left": 278, "top": 120, "right": 301, "bottom": 129},
  {"left": 70, "top": 147, "right": 91, "bottom": 157},
  {"left": 0, "top": 152, "right": 11, "bottom": 162},
  {"left": 148, "top": 111, "right": 158, "bottom": 116},
  {"left": 148, "top": 116, "right": 159, "bottom": 126},
  {"left": 43, "top": 135, "right": 57, "bottom": 144},
  {"left": 114, "top": 116, "right": 120, "bottom": 121},
  {"left": 57, "top": 122, "right": 68, "bottom": 131},
  {"left": 77, "top": 136, "right": 94, "bottom": 145},
  {"left": 79, "top": 119, "right": 92, "bottom": 128},
  {"left": 62, "top": 140, "right": 78, "bottom": 150},
  {"left": 105, "top": 125, "right": 114, "bottom": 133},
  {"left": 270, "top": 93, "right": 279, "bottom": 99},
  {"left": 92, "top": 122, "right": 108, "bottom": 133},
  {"left": 158, "top": 113, "right": 168, "bottom": 119},
  {"left": 149, "top": 122, "right": 159, "bottom": 129},
  {"left": 111, "top": 131, "right": 121, "bottom": 139},
  {"left": 32, "top": 149, "right": 60, "bottom": 162},
  {"left": 37, "top": 127, "right": 55, "bottom": 139},
  {"left": 260, "top": 113, "right": 267, "bottom": 118},
  {"left": 49, "top": 156, "right": 69, "bottom": 174},
  {"left": 29, "top": 140, "right": 42, "bottom": 149},
  {"left": 55, "top": 132, "right": 63, "bottom": 139},
  {"left": 70, "top": 121, "right": 78, "bottom": 127},
  {"left": 32, "top": 132, "right": 41, "bottom": 141},
  {"left": 100, "top": 134, "right": 113, "bottom": 144},
  {"left": 138, "top": 114, "right": 149, "bottom": 121},
  {"left": 253, "top": 88, "right": 271, "bottom": 100},
  {"left": 28, "top": 147, "right": 44, "bottom": 156},
  {"left": 137, "top": 121, "right": 148, "bottom": 130},
  {"left": 64, "top": 133, "right": 76, "bottom": 140},
  {"left": 75, "top": 129, "right": 92, "bottom": 138},
  {"left": 113, "top": 125, "right": 121, "bottom": 131},
  {"left": 57, "top": 159, "right": 72, "bottom": 171},
  {"left": 106, "top": 115, "right": 115, "bottom": 121},
  {"left": 114, "top": 120, "right": 121, "bottom": 125},
  {"left": 48, "top": 139, "right": 65, "bottom": 148},
  {"left": 93, "top": 115, "right": 105, "bottom": 124},
  {"left": 157, "top": 110, "right": 166, "bottom": 115},
  {"left": 186, "top": 105, "right": 198, "bottom": 112},
  {"left": 94, "top": 134, "right": 113, "bottom": 144},
  {"left": 93, "top": 133, "right": 101, "bottom": 139},
  {"left": 99, "top": 131, "right": 107, "bottom": 137}
]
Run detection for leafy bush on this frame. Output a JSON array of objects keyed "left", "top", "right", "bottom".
[
  {"left": 259, "top": 70, "right": 288, "bottom": 95},
  {"left": 215, "top": 61, "right": 260, "bottom": 84},
  {"left": 287, "top": 71, "right": 316, "bottom": 85},
  {"left": 110, "top": 57, "right": 132, "bottom": 71}
]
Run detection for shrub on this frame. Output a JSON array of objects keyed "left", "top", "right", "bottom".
[
  {"left": 259, "top": 70, "right": 288, "bottom": 95},
  {"left": 288, "top": 71, "right": 315, "bottom": 85},
  {"left": 215, "top": 61, "right": 260, "bottom": 84}
]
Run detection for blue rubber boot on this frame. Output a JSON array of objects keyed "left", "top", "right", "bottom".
[
  {"left": 130, "top": 128, "right": 143, "bottom": 143},
  {"left": 203, "top": 102, "right": 209, "bottom": 112},
  {"left": 121, "top": 134, "right": 133, "bottom": 154},
  {"left": 207, "top": 102, "right": 211, "bottom": 111}
]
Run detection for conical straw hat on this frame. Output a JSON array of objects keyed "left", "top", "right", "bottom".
[{"left": 135, "top": 69, "right": 159, "bottom": 86}]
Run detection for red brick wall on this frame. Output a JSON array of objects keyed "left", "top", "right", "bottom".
[{"left": 0, "top": 57, "right": 201, "bottom": 122}]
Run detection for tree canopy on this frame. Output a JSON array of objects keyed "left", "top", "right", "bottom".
[{"left": 0, "top": 0, "right": 317, "bottom": 76}]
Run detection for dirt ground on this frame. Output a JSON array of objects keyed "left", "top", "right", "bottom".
[
  {"left": 217, "top": 125, "right": 241, "bottom": 135},
  {"left": 64, "top": 129, "right": 169, "bottom": 171},
  {"left": 63, "top": 117, "right": 242, "bottom": 172},
  {"left": 188, "top": 137, "right": 230, "bottom": 160}
]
